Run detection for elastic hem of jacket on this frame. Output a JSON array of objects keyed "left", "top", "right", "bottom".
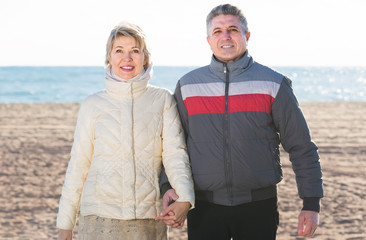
[
  {"left": 302, "top": 197, "right": 320, "bottom": 212},
  {"left": 251, "top": 185, "right": 277, "bottom": 201},
  {"left": 195, "top": 185, "right": 277, "bottom": 206}
]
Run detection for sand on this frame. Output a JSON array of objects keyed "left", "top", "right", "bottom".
[{"left": 0, "top": 102, "right": 365, "bottom": 240}]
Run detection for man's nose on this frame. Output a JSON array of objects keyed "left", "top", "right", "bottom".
[{"left": 222, "top": 30, "right": 231, "bottom": 39}]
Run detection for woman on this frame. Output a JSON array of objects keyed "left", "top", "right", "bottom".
[{"left": 56, "top": 22, "right": 194, "bottom": 240}]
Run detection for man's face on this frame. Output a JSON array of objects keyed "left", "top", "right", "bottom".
[{"left": 207, "top": 14, "right": 250, "bottom": 63}]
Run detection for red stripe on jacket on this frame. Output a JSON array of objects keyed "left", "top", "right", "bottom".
[{"left": 183, "top": 94, "right": 274, "bottom": 116}]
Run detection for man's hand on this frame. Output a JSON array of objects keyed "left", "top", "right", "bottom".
[
  {"left": 156, "top": 201, "right": 190, "bottom": 228},
  {"left": 156, "top": 189, "right": 183, "bottom": 227},
  {"left": 162, "top": 189, "right": 179, "bottom": 209},
  {"left": 297, "top": 210, "right": 319, "bottom": 237},
  {"left": 58, "top": 229, "right": 72, "bottom": 240}
]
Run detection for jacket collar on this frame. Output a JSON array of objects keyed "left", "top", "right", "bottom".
[
  {"left": 104, "top": 64, "right": 153, "bottom": 98},
  {"left": 209, "top": 51, "right": 253, "bottom": 79}
]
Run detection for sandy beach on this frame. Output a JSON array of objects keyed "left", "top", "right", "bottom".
[{"left": 0, "top": 102, "right": 365, "bottom": 240}]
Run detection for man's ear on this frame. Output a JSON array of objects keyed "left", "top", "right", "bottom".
[{"left": 246, "top": 32, "right": 251, "bottom": 41}]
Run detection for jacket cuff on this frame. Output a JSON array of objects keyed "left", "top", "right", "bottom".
[
  {"left": 302, "top": 197, "right": 320, "bottom": 212},
  {"left": 160, "top": 182, "right": 172, "bottom": 196}
]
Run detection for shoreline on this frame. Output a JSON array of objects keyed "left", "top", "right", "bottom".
[{"left": 1, "top": 102, "right": 365, "bottom": 239}]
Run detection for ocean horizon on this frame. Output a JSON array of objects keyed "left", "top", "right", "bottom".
[{"left": 1, "top": 66, "right": 365, "bottom": 103}]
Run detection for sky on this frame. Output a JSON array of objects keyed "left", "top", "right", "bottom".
[{"left": 1, "top": 0, "right": 366, "bottom": 67}]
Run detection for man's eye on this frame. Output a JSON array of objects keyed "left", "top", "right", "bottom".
[{"left": 213, "top": 30, "right": 221, "bottom": 35}]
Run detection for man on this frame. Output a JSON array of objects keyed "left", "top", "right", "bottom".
[{"left": 157, "top": 4, "right": 323, "bottom": 239}]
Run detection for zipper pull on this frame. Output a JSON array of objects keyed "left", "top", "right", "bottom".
[{"left": 224, "top": 63, "right": 228, "bottom": 74}]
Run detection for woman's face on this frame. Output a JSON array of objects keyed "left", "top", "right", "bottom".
[{"left": 110, "top": 36, "right": 145, "bottom": 80}]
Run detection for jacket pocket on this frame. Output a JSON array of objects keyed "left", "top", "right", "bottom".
[{"left": 232, "top": 139, "right": 282, "bottom": 190}]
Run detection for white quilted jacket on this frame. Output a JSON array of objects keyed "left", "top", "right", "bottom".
[{"left": 56, "top": 66, "right": 194, "bottom": 230}]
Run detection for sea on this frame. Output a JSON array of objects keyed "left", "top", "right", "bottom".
[{"left": 0, "top": 66, "right": 365, "bottom": 103}]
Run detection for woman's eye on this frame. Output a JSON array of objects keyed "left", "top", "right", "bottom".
[
  {"left": 116, "top": 49, "right": 122, "bottom": 53},
  {"left": 132, "top": 49, "right": 140, "bottom": 53}
]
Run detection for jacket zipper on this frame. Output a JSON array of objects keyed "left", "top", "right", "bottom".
[
  {"left": 131, "top": 82, "right": 137, "bottom": 219},
  {"left": 223, "top": 63, "right": 233, "bottom": 204}
]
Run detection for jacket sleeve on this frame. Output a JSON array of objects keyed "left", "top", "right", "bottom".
[
  {"left": 160, "top": 89, "right": 194, "bottom": 207},
  {"left": 159, "top": 81, "right": 189, "bottom": 195},
  {"left": 159, "top": 164, "right": 171, "bottom": 196},
  {"left": 56, "top": 100, "right": 94, "bottom": 230},
  {"left": 271, "top": 78, "right": 323, "bottom": 202}
]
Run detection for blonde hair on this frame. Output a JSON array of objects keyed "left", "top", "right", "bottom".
[{"left": 105, "top": 22, "right": 151, "bottom": 69}]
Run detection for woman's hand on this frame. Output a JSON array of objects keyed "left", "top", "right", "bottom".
[
  {"left": 155, "top": 201, "right": 191, "bottom": 228},
  {"left": 58, "top": 229, "right": 72, "bottom": 240}
]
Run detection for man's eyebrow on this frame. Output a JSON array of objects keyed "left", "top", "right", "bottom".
[
  {"left": 227, "top": 25, "right": 240, "bottom": 29},
  {"left": 212, "top": 25, "right": 240, "bottom": 31}
]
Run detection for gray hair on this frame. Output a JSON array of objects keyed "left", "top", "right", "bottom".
[
  {"left": 105, "top": 22, "right": 151, "bottom": 69},
  {"left": 206, "top": 4, "right": 249, "bottom": 37}
]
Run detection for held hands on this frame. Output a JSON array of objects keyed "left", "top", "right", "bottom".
[
  {"left": 58, "top": 229, "right": 72, "bottom": 240},
  {"left": 155, "top": 189, "right": 190, "bottom": 228},
  {"left": 297, "top": 210, "right": 319, "bottom": 237}
]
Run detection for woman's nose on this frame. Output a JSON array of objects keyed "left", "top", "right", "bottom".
[{"left": 122, "top": 53, "right": 132, "bottom": 61}]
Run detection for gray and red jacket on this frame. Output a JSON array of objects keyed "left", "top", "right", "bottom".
[{"left": 161, "top": 51, "right": 323, "bottom": 210}]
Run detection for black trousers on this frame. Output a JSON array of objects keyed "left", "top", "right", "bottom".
[{"left": 187, "top": 197, "right": 279, "bottom": 240}]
